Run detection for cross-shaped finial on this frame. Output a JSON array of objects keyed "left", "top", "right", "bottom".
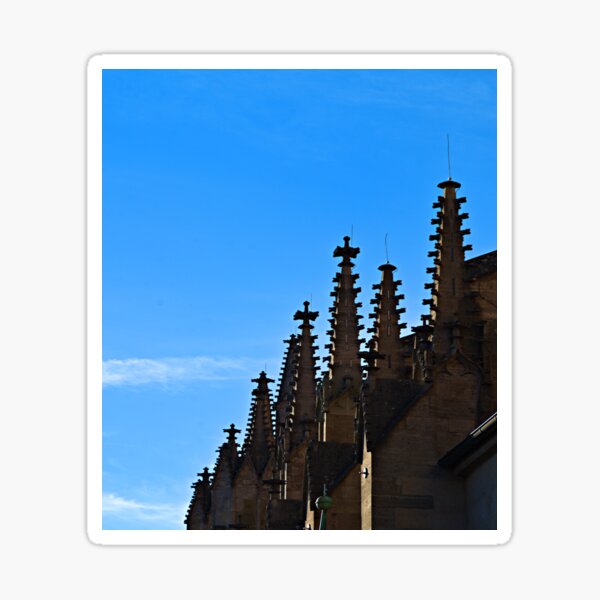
[
  {"left": 333, "top": 236, "right": 360, "bottom": 262},
  {"left": 293, "top": 301, "right": 319, "bottom": 325},
  {"left": 224, "top": 423, "right": 240, "bottom": 442}
]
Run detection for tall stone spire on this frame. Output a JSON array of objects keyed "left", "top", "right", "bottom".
[
  {"left": 320, "top": 236, "right": 365, "bottom": 443},
  {"left": 210, "top": 424, "right": 240, "bottom": 528},
  {"left": 216, "top": 423, "right": 241, "bottom": 477},
  {"left": 274, "top": 335, "right": 298, "bottom": 439},
  {"left": 290, "top": 301, "right": 319, "bottom": 446},
  {"left": 365, "top": 262, "right": 408, "bottom": 379},
  {"left": 323, "top": 236, "right": 364, "bottom": 392},
  {"left": 270, "top": 336, "right": 298, "bottom": 499},
  {"left": 420, "top": 178, "right": 472, "bottom": 363},
  {"left": 241, "top": 372, "right": 275, "bottom": 475},
  {"left": 185, "top": 467, "right": 212, "bottom": 529}
]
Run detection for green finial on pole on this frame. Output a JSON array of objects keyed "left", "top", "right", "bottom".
[{"left": 315, "top": 484, "right": 333, "bottom": 530}]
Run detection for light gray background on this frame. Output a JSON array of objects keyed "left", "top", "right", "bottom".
[{"left": 1, "top": 1, "right": 596, "bottom": 597}]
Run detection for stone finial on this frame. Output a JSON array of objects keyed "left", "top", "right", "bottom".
[
  {"left": 293, "top": 300, "right": 319, "bottom": 326},
  {"left": 333, "top": 235, "right": 360, "bottom": 265},
  {"left": 197, "top": 466, "right": 212, "bottom": 483},
  {"left": 252, "top": 371, "right": 275, "bottom": 386},
  {"left": 437, "top": 178, "right": 462, "bottom": 190},
  {"left": 224, "top": 423, "right": 241, "bottom": 443}
]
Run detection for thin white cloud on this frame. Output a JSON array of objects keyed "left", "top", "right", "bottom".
[
  {"left": 103, "top": 493, "right": 185, "bottom": 526},
  {"left": 102, "top": 355, "right": 261, "bottom": 387}
]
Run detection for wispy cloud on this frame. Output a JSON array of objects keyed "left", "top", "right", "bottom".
[
  {"left": 103, "top": 493, "right": 185, "bottom": 527},
  {"left": 103, "top": 355, "right": 262, "bottom": 387}
]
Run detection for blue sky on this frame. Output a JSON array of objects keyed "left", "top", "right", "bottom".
[{"left": 102, "top": 68, "right": 497, "bottom": 529}]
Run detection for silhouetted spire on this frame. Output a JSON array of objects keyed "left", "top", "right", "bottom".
[
  {"left": 215, "top": 423, "right": 241, "bottom": 477},
  {"left": 323, "top": 236, "right": 364, "bottom": 392},
  {"left": 320, "top": 236, "right": 364, "bottom": 444},
  {"left": 290, "top": 301, "right": 319, "bottom": 446},
  {"left": 185, "top": 467, "right": 212, "bottom": 529},
  {"left": 364, "top": 263, "right": 407, "bottom": 379},
  {"left": 416, "top": 178, "right": 472, "bottom": 373},
  {"left": 241, "top": 372, "right": 275, "bottom": 475},
  {"left": 275, "top": 335, "right": 298, "bottom": 437}
]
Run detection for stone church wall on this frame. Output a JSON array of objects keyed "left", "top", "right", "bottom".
[
  {"left": 365, "top": 356, "right": 481, "bottom": 529},
  {"left": 465, "top": 452, "right": 497, "bottom": 529}
]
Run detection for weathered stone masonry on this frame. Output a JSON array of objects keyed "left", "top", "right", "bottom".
[{"left": 185, "top": 177, "right": 497, "bottom": 531}]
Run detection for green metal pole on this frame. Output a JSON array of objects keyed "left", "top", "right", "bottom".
[{"left": 315, "top": 484, "right": 333, "bottom": 530}]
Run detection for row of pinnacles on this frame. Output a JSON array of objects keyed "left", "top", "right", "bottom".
[{"left": 185, "top": 177, "right": 498, "bottom": 530}]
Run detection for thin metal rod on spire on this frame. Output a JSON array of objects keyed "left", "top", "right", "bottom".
[
  {"left": 350, "top": 224, "right": 353, "bottom": 244},
  {"left": 447, "top": 133, "right": 452, "bottom": 180},
  {"left": 384, "top": 233, "right": 389, "bottom": 264}
]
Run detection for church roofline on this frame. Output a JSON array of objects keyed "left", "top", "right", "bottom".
[
  {"left": 438, "top": 412, "right": 497, "bottom": 469},
  {"left": 365, "top": 381, "right": 431, "bottom": 452},
  {"left": 465, "top": 249, "right": 497, "bottom": 280}
]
